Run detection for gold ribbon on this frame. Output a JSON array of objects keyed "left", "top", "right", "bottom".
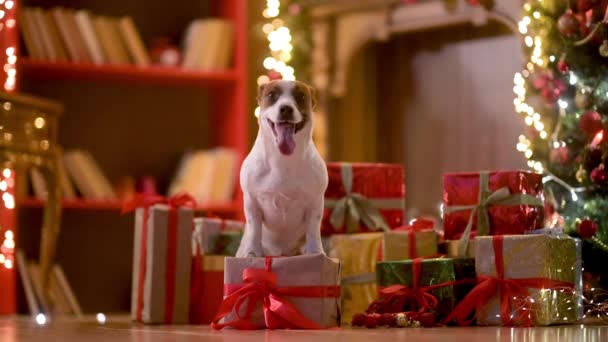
[
  {"left": 325, "top": 164, "right": 404, "bottom": 233},
  {"left": 444, "top": 171, "right": 543, "bottom": 256}
]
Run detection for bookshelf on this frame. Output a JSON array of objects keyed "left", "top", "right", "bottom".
[
  {"left": 19, "top": 59, "right": 240, "bottom": 86},
  {"left": 10, "top": 0, "right": 248, "bottom": 314}
]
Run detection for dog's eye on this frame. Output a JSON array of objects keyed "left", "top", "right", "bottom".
[
  {"left": 294, "top": 92, "right": 306, "bottom": 104},
  {"left": 267, "top": 91, "right": 278, "bottom": 102}
]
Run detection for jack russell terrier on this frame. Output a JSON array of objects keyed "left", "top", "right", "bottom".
[{"left": 236, "top": 80, "right": 328, "bottom": 257}]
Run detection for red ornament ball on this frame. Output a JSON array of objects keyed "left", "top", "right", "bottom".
[
  {"left": 579, "top": 111, "right": 604, "bottom": 137},
  {"left": 418, "top": 313, "right": 437, "bottom": 327},
  {"left": 380, "top": 313, "right": 396, "bottom": 327},
  {"left": 364, "top": 315, "right": 378, "bottom": 329},
  {"left": 351, "top": 313, "right": 366, "bottom": 327},
  {"left": 558, "top": 11, "right": 580, "bottom": 37},
  {"left": 557, "top": 59, "right": 569, "bottom": 73},
  {"left": 578, "top": 219, "right": 598, "bottom": 239},
  {"left": 591, "top": 166, "right": 608, "bottom": 183}
]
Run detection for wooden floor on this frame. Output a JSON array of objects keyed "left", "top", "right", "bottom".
[{"left": 1, "top": 316, "right": 608, "bottom": 342}]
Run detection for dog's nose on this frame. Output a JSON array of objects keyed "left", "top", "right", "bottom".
[{"left": 278, "top": 105, "right": 294, "bottom": 122}]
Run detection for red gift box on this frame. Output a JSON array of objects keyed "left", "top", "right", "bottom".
[
  {"left": 442, "top": 170, "right": 544, "bottom": 244},
  {"left": 323, "top": 162, "right": 405, "bottom": 235},
  {"left": 189, "top": 254, "right": 225, "bottom": 324}
]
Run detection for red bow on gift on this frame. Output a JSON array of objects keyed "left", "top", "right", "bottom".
[
  {"left": 443, "top": 236, "right": 575, "bottom": 327},
  {"left": 121, "top": 192, "right": 197, "bottom": 214},
  {"left": 395, "top": 219, "right": 434, "bottom": 259},
  {"left": 378, "top": 258, "right": 439, "bottom": 313},
  {"left": 212, "top": 258, "right": 341, "bottom": 330}
]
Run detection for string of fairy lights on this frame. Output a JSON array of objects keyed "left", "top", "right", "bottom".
[
  {"left": 513, "top": 3, "right": 550, "bottom": 174},
  {"left": 2, "top": 0, "right": 17, "bottom": 91},
  {"left": 255, "top": 0, "right": 295, "bottom": 118}
]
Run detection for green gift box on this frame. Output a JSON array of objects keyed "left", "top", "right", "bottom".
[
  {"left": 193, "top": 217, "right": 243, "bottom": 256},
  {"left": 376, "top": 257, "right": 475, "bottom": 320}
]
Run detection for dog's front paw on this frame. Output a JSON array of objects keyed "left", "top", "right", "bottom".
[
  {"left": 304, "top": 244, "right": 325, "bottom": 255},
  {"left": 236, "top": 243, "right": 264, "bottom": 257}
]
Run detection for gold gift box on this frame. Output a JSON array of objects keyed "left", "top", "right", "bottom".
[
  {"left": 383, "top": 230, "right": 438, "bottom": 261},
  {"left": 324, "top": 232, "right": 383, "bottom": 324},
  {"left": 475, "top": 234, "right": 583, "bottom": 326},
  {"left": 444, "top": 239, "right": 475, "bottom": 258}
]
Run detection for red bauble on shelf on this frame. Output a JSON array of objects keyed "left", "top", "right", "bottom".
[
  {"left": 578, "top": 218, "right": 598, "bottom": 238},
  {"left": 579, "top": 111, "right": 604, "bottom": 137},
  {"left": 558, "top": 58, "right": 570, "bottom": 73}
]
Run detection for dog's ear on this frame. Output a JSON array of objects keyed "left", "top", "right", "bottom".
[
  {"left": 308, "top": 84, "right": 318, "bottom": 111},
  {"left": 257, "top": 83, "right": 266, "bottom": 105},
  {"left": 296, "top": 81, "right": 318, "bottom": 111}
]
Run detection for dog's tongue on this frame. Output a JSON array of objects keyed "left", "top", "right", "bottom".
[{"left": 275, "top": 122, "right": 296, "bottom": 155}]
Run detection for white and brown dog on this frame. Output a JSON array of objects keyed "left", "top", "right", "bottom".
[{"left": 236, "top": 80, "right": 328, "bottom": 257}]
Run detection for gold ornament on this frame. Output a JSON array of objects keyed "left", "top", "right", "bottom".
[
  {"left": 395, "top": 313, "right": 408, "bottom": 327},
  {"left": 576, "top": 167, "right": 587, "bottom": 183}
]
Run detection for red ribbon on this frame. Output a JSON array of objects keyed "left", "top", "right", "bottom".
[
  {"left": 378, "top": 258, "right": 439, "bottom": 313},
  {"left": 443, "top": 236, "right": 575, "bottom": 327},
  {"left": 211, "top": 257, "right": 341, "bottom": 330},
  {"left": 395, "top": 219, "right": 434, "bottom": 259},
  {"left": 122, "top": 193, "right": 197, "bottom": 323}
]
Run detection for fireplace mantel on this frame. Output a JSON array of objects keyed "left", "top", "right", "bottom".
[
  {"left": 298, "top": 0, "right": 520, "bottom": 159},
  {"left": 301, "top": 0, "right": 518, "bottom": 97}
]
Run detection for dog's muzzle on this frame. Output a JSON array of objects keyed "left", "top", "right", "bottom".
[{"left": 268, "top": 119, "right": 297, "bottom": 156}]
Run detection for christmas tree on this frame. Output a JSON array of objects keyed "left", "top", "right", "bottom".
[{"left": 514, "top": 0, "right": 608, "bottom": 279}]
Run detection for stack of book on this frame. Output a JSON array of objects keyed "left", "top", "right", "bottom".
[
  {"left": 30, "top": 149, "right": 117, "bottom": 201},
  {"left": 19, "top": 7, "right": 150, "bottom": 66},
  {"left": 29, "top": 148, "right": 239, "bottom": 204},
  {"left": 181, "top": 19, "right": 234, "bottom": 71},
  {"left": 168, "top": 148, "right": 239, "bottom": 204}
]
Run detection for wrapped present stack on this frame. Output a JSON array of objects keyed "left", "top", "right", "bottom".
[
  {"left": 190, "top": 217, "right": 244, "bottom": 324},
  {"left": 322, "top": 162, "right": 406, "bottom": 324}
]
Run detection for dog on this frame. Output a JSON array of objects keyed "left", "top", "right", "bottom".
[{"left": 236, "top": 80, "right": 328, "bottom": 257}]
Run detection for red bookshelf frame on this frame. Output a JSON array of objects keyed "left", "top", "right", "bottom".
[
  {"left": 19, "top": 59, "right": 240, "bottom": 87},
  {"left": 17, "top": 197, "right": 241, "bottom": 214}
]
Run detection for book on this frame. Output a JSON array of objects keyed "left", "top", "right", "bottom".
[
  {"left": 214, "top": 21, "right": 234, "bottom": 70},
  {"left": 74, "top": 10, "right": 105, "bottom": 64},
  {"left": 181, "top": 19, "right": 206, "bottom": 69},
  {"left": 51, "top": 7, "right": 85, "bottom": 62},
  {"left": 63, "top": 8, "right": 93, "bottom": 63},
  {"left": 31, "top": 8, "right": 58, "bottom": 61},
  {"left": 93, "top": 16, "right": 130, "bottom": 64},
  {"left": 63, "top": 150, "right": 116, "bottom": 200},
  {"left": 198, "top": 19, "right": 223, "bottom": 71},
  {"left": 208, "top": 148, "right": 238, "bottom": 202},
  {"left": 16, "top": 250, "right": 40, "bottom": 316},
  {"left": 42, "top": 10, "right": 69, "bottom": 62},
  {"left": 29, "top": 168, "right": 47, "bottom": 199},
  {"left": 18, "top": 8, "right": 44, "bottom": 59},
  {"left": 117, "top": 16, "right": 150, "bottom": 66}
]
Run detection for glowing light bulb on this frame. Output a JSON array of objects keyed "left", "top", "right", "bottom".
[
  {"left": 525, "top": 36, "right": 533, "bottom": 47},
  {"left": 35, "top": 313, "right": 47, "bottom": 325},
  {"left": 3, "top": 168, "right": 11, "bottom": 178},
  {"left": 96, "top": 313, "right": 107, "bottom": 324},
  {"left": 5, "top": 230, "right": 13, "bottom": 240}
]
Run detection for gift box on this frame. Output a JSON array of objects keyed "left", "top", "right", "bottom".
[
  {"left": 323, "top": 162, "right": 405, "bottom": 235},
  {"left": 446, "top": 235, "right": 582, "bottom": 326},
  {"left": 443, "top": 240, "right": 475, "bottom": 258},
  {"left": 383, "top": 219, "right": 438, "bottom": 261},
  {"left": 442, "top": 170, "right": 544, "bottom": 255},
  {"left": 324, "top": 232, "right": 383, "bottom": 324},
  {"left": 193, "top": 217, "right": 243, "bottom": 256},
  {"left": 189, "top": 255, "right": 225, "bottom": 324},
  {"left": 375, "top": 257, "right": 476, "bottom": 320},
  {"left": 128, "top": 197, "right": 194, "bottom": 324},
  {"left": 212, "top": 254, "right": 341, "bottom": 329}
]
